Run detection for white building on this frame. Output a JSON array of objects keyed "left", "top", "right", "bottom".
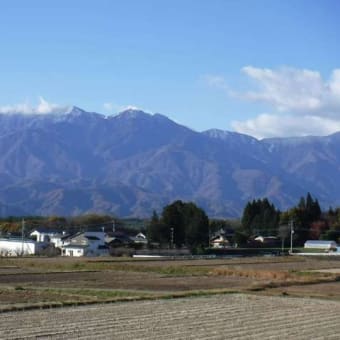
[
  {"left": 133, "top": 232, "right": 148, "bottom": 245},
  {"left": 50, "top": 232, "right": 69, "bottom": 249},
  {"left": 62, "top": 244, "right": 88, "bottom": 257},
  {"left": 61, "top": 231, "right": 108, "bottom": 257},
  {"left": 0, "top": 238, "right": 43, "bottom": 256},
  {"left": 30, "top": 228, "right": 59, "bottom": 243},
  {"left": 304, "top": 240, "right": 337, "bottom": 250}
]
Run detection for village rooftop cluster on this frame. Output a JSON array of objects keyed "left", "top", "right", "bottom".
[{"left": 0, "top": 228, "right": 147, "bottom": 257}]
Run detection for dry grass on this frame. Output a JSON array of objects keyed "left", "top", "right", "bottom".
[
  {"left": 210, "top": 266, "right": 338, "bottom": 281},
  {"left": 210, "top": 267, "right": 292, "bottom": 280},
  {"left": 2, "top": 256, "right": 340, "bottom": 311}
]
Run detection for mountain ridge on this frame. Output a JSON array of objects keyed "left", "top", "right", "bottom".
[{"left": 0, "top": 107, "right": 339, "bottom": 218}]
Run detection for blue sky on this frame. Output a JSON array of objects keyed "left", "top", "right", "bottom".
[{"left": 1, "top": 0, "right": 340, "bottom": 138}]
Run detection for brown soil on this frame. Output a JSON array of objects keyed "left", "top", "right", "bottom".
[
  {"left": 0, "top": 270, "right": 254, "bottom": 292},
  {"left": 262, "top": 281, "right": 340, "bottom": 300},
  {"left": 0, "top": 289, "right": 88, "bottom": 304},
  {"left": 1, "top": 256, "right": 340, "bottom": 307}
]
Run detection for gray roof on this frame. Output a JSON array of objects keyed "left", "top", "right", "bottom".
[
  {"left": 305, "top": 240, "right": 337, "bottom": 244},
  {"left": 30, "top": 228, "right": 59, "bottom": 234}
]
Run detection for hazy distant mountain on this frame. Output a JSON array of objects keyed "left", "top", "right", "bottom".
[{"left": 0, "top": 106, "right": 339, "bottom": 218}]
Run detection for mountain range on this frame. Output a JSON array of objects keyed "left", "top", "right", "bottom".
[{"left": 0, "top": 106, "right": 339, "bottom": 218}]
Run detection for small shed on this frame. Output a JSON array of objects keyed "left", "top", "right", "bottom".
[{"left": 304, "top": 240, "right": 337, "bottom": 250}]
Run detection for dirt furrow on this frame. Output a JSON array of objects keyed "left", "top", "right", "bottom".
[{"left": 1, "top": 294, "right": 340, "bottom": 339}]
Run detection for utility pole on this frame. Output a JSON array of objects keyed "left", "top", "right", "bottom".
[
  {"left": 112, "top": 220, "right": 116, "bottom": 233},
  {"left": 208, "top": 226, "right": 211, "bottom": 248},
  {"left": 170, "top": 227, "right": 174, "bottom": 249},
  {"left": 290, "top": 220, "right": 294, "bottom": 254},
  {"left": 21, "top": 218, "right": 25, "bottom": 256}
]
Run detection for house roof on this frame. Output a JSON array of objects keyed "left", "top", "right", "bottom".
[
  {"left": 135, "top": 232, "right": 146, "bottom": 238},
  {"left": 305, "top": 240, "right": 337, "bottom": 245},
  {"left": 211, "top": 235, "right": 228, "bottom": 241},
  {"left": 254, "top": 236, "right": 279, "bottom": 241},
  {"left": 62, "top": 232, "right": 83, "bottom": 242},
  {"left": 85, "top": 236, "right": 100, "bottom": 240},
  {"left": 64, "top": 231, "right": 104, "bottom": 241},
  {"left": 50, "top": 233, "right": 70, "bottom": 240},
  {"left": 30, "top": 228, "right": 59, "bottom": 234},
  {"left": 106, "top": 231, "right": 129, "bottom": 238},
  {"left": 106, "top": 231, "right": 131, "bottom": 243}
]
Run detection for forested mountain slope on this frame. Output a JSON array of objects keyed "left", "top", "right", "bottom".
[{"left": 0, "top": 107, "right": 338, "bottom": 217}]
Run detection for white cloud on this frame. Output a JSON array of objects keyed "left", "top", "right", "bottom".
[
  {"left": 232, "top": 114, "right": 340, "bottom": 139},
  {"left": 0, "top": 97, "right": 70, "bottom": 115},
  {"left": 237, "top": 66, "right": 340, "bottom": 117},
  {"left": 208, "top": 66, "right": 340, "bottom": 138}
]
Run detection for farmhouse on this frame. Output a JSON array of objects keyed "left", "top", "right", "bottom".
[
  {"left": 61, "top": 231, "right": 108, "bottom": 257},
  {"left": 304, "top": 240, "right": 337, "bottom": 250}
]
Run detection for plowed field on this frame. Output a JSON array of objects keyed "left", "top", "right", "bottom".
[{"left": 1, "top": 294, "right": 340, "bottom": 339}]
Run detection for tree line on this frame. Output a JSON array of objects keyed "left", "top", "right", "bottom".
[
  {"left": 148, "top": 193, "right": 340, "bottom": 248},
  {"left": 2, "top": 192, "right": 340, "bottom": 249},
  {"left": 237, "top": 192, "right": 335, "bottom": 246},
  {"left": 0, "top": 214, "right": 145, "bottom": 236}
]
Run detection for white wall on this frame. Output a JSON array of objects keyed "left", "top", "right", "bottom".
[
  {"left": 50, "top": 236, "right": 63, "bottom": 249},
  {"left": 63, "top": 247, "right": 85, "bottom": 257},
  {"left": 304, "top": 241, "right": 337, "bottom": 249},
  {"left": 0, "top": 239, "right": 36, "bottom": 256}
]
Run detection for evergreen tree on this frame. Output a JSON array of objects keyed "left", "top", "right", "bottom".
[
  {"left": 184, "top": 202, "right": 209, "bottom": 248},
  {"left": 281, "top": 193, "right": 322, "bottom": 245},
  {"left": 160, "top": 200, "right": 209, "bottom": 249},
  {"left": 240, "top": 198, "right": 279, "bottom": 237},
  {"left": 162, "top": 200, "right": 186, "bottom": 247},
  {"left": 298, "top": 196, "right": 306, "bottom": 209},
  {"left": 147, "top": 210, "right": 169, "bottom": 246}
]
